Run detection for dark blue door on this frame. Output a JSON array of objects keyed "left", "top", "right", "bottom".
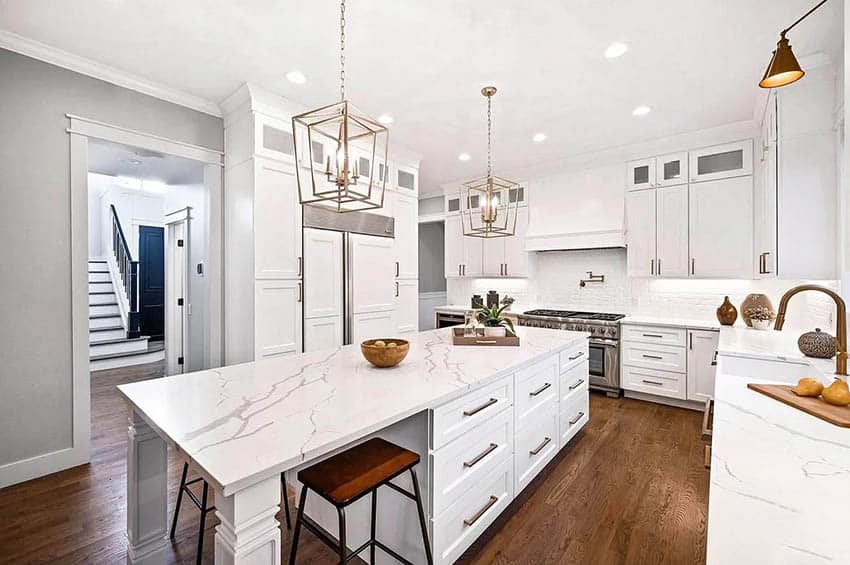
[{"left": 138, "top": 225, "right": 165, "bottom": 341}]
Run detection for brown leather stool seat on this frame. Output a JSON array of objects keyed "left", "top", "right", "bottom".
[{"left": 289, "top": 437, "right": 433, "bottom": 564}]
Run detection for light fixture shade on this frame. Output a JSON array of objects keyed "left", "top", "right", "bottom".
[
  {"left": 292, "top": 100, "right": 388, "bottom": 212},
  {"left": 461, "top": 175, "right": 521, "bottom": 238},
  {"left": 759, "top": 36, "right": 805, "bottom": 88}
]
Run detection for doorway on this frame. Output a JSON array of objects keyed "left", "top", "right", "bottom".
[{"left": 138, "top": 225, "right": 165, "bottom": 341}]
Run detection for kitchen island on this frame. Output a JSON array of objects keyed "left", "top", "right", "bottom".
[
  {"left": 119, "top": 326, "right": 589, "bottom": 564},
  {"left": 709, "top": 327, "right": 850, "bottom": 564}
]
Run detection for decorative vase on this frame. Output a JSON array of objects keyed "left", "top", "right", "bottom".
[
  {"left": 740, "top": 294, "right": 774, "bottom": 327},
  {"left": 798, "top": 328, "right": 837, "bottom": 359},
  {"left": 752, "top": 319, "right": 772, "bottom": 331},
  {"left": 484, "top": 326, "right": 506, "bottom": 338},
  {"left": 486, "top": 290, "right": 500, "bottom": 308},
  {"left": 716, "top": 296, "right": 738, "bottom": 326}
]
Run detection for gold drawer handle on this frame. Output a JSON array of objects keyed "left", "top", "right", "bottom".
[
  {"left": 463, "top": 495, "right": 498, "bottom": 527},
  {"left": 529, "top": 437, "right": 551, "bottom": 456},
  {"left": 463, "top": 443, "right": 498, "bottom": 468},
  {"left": 463, "top": 397, "right": 497, "bottom": 417}
]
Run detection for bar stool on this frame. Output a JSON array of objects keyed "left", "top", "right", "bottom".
[
  {"left": 170, "top": 462, "right": 292, "bottom": 564},
  {"left": 288, "top": 437, "right": 433, "bottom": 565}
]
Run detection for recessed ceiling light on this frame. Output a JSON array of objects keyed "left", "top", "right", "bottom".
[
  {"left": 125, "top": 158, "right": 142, "bottom": 166},
  {"left": 378, "top": 114, "right": 394, "bottom": 125},
  {"left": 632, "top": 105, "right": 651, "bottom": 117},
  {"left": 458, "top": 153, "right": 471, "bottom": 162},
  {"left": 604, "top": 42, "right": 629, "bottom": 59},
  {"left": 285, "top": 70, "right": 307, "bottom": 85},
  {"left": 532, "top": 132, "right": 547, "bottom": 143}
]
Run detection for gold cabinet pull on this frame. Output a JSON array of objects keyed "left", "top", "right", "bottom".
[
  {"left": 463, "top": 443, "right": 498, "bottom": 468},
  {"left": 463, "top": 495, "right": 498, "bottom": 527},
  {"left": 463, "top": 397, "right": 497, "bottom": 417}
]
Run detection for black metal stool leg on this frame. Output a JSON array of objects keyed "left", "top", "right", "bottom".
[
  {"left": 196, "top": 481, "right": 209, "bottom": 565},
  {"left": 288, "top": 487, "right": 309, "bottom": 565},
  {"left": 337, "top": 506, "right": 347, "bottom": 565},
  {"left": 170, "top": 462, "right": 189, "bottom": 539},
  {"left": 409, "top": 468, "right": 433, "bottom": 565},
  {"left": 281, "top": 473, "right": 292, "bottom": 530},
  {"left": 370, "top": 488, "right": 377, "bottom": 564}
]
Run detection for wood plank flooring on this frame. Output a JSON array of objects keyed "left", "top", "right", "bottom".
[{"left": 0, "top": 363, "right": 708, "bottom": 564}]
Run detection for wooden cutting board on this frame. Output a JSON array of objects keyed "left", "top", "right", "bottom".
[{"left": 747, "top": 383, "right": 850, "bottom": 427}]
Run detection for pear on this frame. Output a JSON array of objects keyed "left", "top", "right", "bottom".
[
  {"left": 373, "top": 340, "right": 386, "bottom": 348},
  {"left": 821, "top": 379, "right": 850, "bottom": 407},
  {"left": 387, "top": 342, "right": 398, "bottom": 348},
  {"left": 793, "top": 378, "right": 824, "bottom": 397}
]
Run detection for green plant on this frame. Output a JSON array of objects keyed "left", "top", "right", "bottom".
[{"left": 476, "top": 304, "right": 515, "bottom": 333}]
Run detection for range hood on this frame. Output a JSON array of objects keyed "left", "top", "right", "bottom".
[{"left": 524, "top": 229, "right": 625, "bottom": 251}]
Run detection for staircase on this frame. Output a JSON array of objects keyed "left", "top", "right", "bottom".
[{"left": 89, "top": 205, "right": 164, "bottom": 371}]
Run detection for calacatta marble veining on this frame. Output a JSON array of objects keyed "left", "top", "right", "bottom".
[
  {"left": 708, "top": 339, "right": 850, "bottom": 564},
  {"left": 118, "top": 327, "right": 587, "bottom": 496}
]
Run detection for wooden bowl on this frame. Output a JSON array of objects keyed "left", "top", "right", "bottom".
[{"left": 360, "top": 338, "right": 410, "bottom": 368}]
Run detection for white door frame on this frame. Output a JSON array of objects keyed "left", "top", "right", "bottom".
[
  {"left": 165, "top": 209, "right": 190, "bottom": 376},
  {"left": 65, "top": 115, "right": 223, "bottom": 476}
]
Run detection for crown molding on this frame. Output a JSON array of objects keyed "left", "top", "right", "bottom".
[{"left": 0, "top": 30, "right": 222, "bottom": 117}]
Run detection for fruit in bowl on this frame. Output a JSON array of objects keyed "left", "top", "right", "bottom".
[{"left": 361, "top": 338, "right": 409, "bottom": 368}]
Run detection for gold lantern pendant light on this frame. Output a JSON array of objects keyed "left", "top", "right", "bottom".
[
  {"left": 292, "top": 0, "right": 388, "bottom": 212},
  {"left": 759, "top": 0, "right": 829, "bottom": 89},
  {"left": 462, "top": 87, "right": 519, "bottom": 238}
]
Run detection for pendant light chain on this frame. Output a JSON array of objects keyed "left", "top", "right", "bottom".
[
  {"left": 339, "top": 0, "right": 346, "bottom": 101},
  {"left": 486, "top": 93, "right": 492, "bottom": 178}
]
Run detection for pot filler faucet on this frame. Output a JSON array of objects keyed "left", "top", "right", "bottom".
[{"left": 774, "top": 284, "right": 848, "bottom": 376}]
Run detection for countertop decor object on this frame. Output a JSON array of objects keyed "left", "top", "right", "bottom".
[
  {"left": 774, "top": 284, "right": 847, "bottom": 375},
  {"left": 451, "top": 327, "right": 520, "bottom": 346},
  {"left": 716, "top": 296, "right": 738, "bottom": 326},
  {"left": 471, "top": 294, "right": 483, "bottom": 308},
  {"left": 740, "top": 294, "right": 774, "bottom": 327},
  {"left": 798, "top": 328, "right": 837, "bottom": 359},
  {"left": 475, "top": 304, "right": 515, "bottom": 337},
  {"left": 747, "top": 382, "right": 850, "bottom": 427},
  {"left": 360, "top": 338, "right": 409, "bottom": 368},
  {"left": 486, "top": 290, "right": 500, "bottom": 308}
]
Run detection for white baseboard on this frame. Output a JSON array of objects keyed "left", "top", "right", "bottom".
[
  {"left": 623, "top": 390, "right": 703, "bottom": 411},
  {"left": 0, "top": 445, "right": 89, "bottom": 489}
]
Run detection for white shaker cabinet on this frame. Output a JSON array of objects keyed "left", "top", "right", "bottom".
[
  {"left": 303, "top": 316, "right": 343, "bottom": 352},
  {"left": 656, "top": 152, "right": 689, "bottom": 187},
  {"left": 389, "top": 192, "right": 419, "bottom": 279},
  {"left": 688, "top": 176, "right": 753, "bottom": 278},
  {"left": 254, "top": 160, "right": 303, "bottom": 279},
  {"left": 303, "top": 228, "right": 342, "bottom": 319},
  {"left": 350, "top": 233, "right": 395, "bottom": 314},
  {"left": 655, "top": 185, "right": 689, "bottom": 277},
  {"left": 627, "top": 158, "right": 656, "bottom": 191},
  {"left": 686, "top": 329, "right": 719, "bottom": 403},
  {"left": 688, "top": 140, "right": 753, "bottom": 183},
  {"left": 481, "top": 207, "right": 529, "bottom": 277},
  {"left": 394, "top": 278, "right": 419, "bottom": 334},
  {"left": 254, "top": 279, "right": 302, "bottom": 359},
  {"left": 625, "top": 189, "right": 656, "bottom": 277},
  {"left": 444, "top": 214, "right": 483, "bottom": 278}
]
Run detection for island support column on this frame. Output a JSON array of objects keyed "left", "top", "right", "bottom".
[
  {"left": 214, "top": 475, "right": 282, "bottom": 564},
  {"left": 126, "top": 409, "right": 168, "bottom": 564}
]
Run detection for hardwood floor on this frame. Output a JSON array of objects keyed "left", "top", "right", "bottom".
[{"left": 0, "top": 365, "right": 708, "bottom": 564}]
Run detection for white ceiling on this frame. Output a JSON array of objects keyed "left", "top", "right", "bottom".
[
  {"left": 1, "top": 0, "right": 843, "bottom": 195},
  {"left": 88, "top": 139, "right": 205, "bottom": 185}
]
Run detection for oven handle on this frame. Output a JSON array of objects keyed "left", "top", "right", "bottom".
[{"left": 589, "top": 338, "right": 619, "bottom": 348}]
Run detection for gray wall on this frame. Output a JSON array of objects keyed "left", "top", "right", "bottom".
[
  {"left": 418, "top": 222, "right": 446, "bottom": 292},
  {"left": 0, "top": 49, "right": 222, "bottom": 468}
]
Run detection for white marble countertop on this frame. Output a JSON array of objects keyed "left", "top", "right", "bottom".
[
  {"left": 118, "top": 327, "right": 587, "bottom": 496},
  {"left": 621, "top": 314, "right": 721, "bottom": 331},
  {"left": 708, "top": 327, "right": 849, "bottom": 563}
]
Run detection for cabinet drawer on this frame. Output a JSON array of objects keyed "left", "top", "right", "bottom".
[
  {"left": 431, "top": 374, "right": 513, "bottom": 450},
  {"left": 622, "top": 365, "right": 686, "bottom": 399},
  {"left": 622, "top": 341, "right": 686, "bottom": 373},
  {"left": 559, "top": 342, "right": 589, "bottom": 373},
  {"left": 559, "top": 361, "right": 589, "bottom": 404},
  {"left": 515, "top": 356, "right": 559, "bottom": 431},
  {"left": 432, "top": 458, "right": 513, "bottom": 565},
  {"left": 515, "top": 404, "right": 559, "bottom": 494},
  {"left": 431, "top": 408, "right": 513, "bottom": 517},
  {"left": 621, "top": 324, "right": 687, "bottom": 347},
  {"left": 559, "top": 391, "right": 589, "bottom": 447}
]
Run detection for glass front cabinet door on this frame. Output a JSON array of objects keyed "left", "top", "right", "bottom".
[
  {"left": 689, "top": 140, "right": 753, "bottom": 183},
  {"left": 627, "top": 158, "right": 656, "bottom": 191},
  {"left": 655, "top": 152, "right": 688, "bottom": 187}
]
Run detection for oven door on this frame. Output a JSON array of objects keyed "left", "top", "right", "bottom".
[{"left": 588, "top": 338, "right": 619, "bottom": 392}]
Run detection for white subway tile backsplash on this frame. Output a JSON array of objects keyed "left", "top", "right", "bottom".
[{"left": 447, "top": 248, "right": 839, "bottom": 332}]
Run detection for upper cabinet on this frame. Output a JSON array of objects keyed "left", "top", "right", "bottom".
[
  {"left": 388, "top": 191, "right": 419, "bottom": 279},
  {"left": 688, "top": 140, "right": 753, "bottom": 183},
  {"left": 656, "top": 152, "right": 689, "bottom": 187},
  {"left": 627, "top": 158, "right": 656, "bottom": 191},
  {"left": 393, "top": 163, "right": 419, "bottom": 196},
  {"left": 256, "top": 113, "right": 297, "bottom": 163},
  {"left": 689, "top": 176, "right": 753, "bottom": 279}
]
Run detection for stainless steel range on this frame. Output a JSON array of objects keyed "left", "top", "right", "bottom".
[{"left": 518, "top": 309, "right": 624, "bottom": 397}]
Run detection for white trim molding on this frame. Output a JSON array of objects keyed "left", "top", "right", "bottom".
[
  {"left": 524, "top": 229, "right": 626, "bottom": 252},
  {"left": 0, "top": 30, "right": 222, "bottom": 117}
]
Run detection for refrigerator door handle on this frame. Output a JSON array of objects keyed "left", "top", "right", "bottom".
[{"left": 343, "top": 232, "right": 352, "bottom": 346}]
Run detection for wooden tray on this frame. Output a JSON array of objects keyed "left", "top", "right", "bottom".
[
  {"left": 452, "top": 327, "right": 520, "bottom": 347},
  {"left": 747, "top": 383, "right": 850, "bottom": 427}
]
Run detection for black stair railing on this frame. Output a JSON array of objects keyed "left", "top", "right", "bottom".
[{"left": 110, "top": 205, "right": 141, "bottom": 338}]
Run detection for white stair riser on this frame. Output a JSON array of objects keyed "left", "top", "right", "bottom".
[
  {"left": 90, "top": 349, "right": 165, "bottom": 371},
  {"left": 90, "top": 339, "right": 148, "bottom": 357},
  {"left": 90, "top": 327, "right": 126, "bottom": 340},
  {"left": 89, "top": 293, "right": 116, "bottom": 305},
  {"left": 90, "top": 316, "right": 122, "bottom": 329},
  {"left": 89, "top": 283, "right": 113, "bottom": 293},
  {"left": 90, "top": 304, "right": 120, "bottom": 316},
  {"left": 89, "top": 272, "right": 111, "bottom": 283}
]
